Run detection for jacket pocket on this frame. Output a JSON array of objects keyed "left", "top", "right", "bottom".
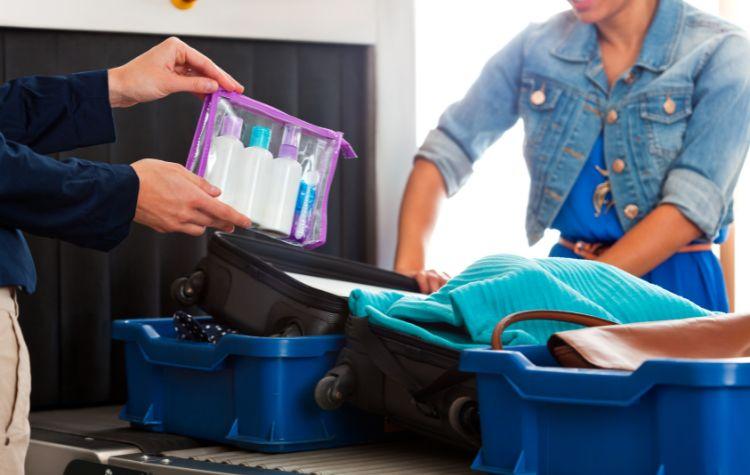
[
  {"left": 519, "top": 75, "right": 565, "bottom": 149},
  {"left": 519, "top": 75, "right": 573, "bottom": 187},
  {"left": 640, "top": 91, "right": 692, "bottom": 160}
]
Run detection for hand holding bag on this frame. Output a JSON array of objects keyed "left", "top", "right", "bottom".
[{"left": 491, "top": 310, "right": 750, "bottom": 371}]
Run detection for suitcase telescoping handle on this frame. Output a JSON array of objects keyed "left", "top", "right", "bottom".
[{"left": 491, "top": 310, "right": 616, "bottom": 350}]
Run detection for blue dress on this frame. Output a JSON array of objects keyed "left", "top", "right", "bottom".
[{"left": 550, "top": 135, "right": 729, "bottom": 312}]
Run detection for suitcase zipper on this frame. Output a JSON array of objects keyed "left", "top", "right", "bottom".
[
  {"left": 211, "top": 239, "right": 347, "bottom": 313},
  {"left": 369, "top": 323, "right": 463, "bottom": 362}
]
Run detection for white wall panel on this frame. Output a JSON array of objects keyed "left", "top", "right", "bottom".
[
  {"left": 0, "top": 0, "right": 378, "bottom": 44},
  {"left": 373, "top": 0, "right": 416, "bottom": 268}
]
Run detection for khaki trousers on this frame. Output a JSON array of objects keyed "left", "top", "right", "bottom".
[{"left": 0, "top": 288, "right": 30, "bottom": 475}]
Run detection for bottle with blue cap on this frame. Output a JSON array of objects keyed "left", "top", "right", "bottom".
[{"left": 223, "top": 125, "right": 273, "bottom": 223}]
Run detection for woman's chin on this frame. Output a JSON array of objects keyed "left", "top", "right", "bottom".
[
  {"left": 573, "top": 11, "right": 604, "bottom": 24},
  {"left": 569, "top": 0, "right": 620, "bottom": 23}
]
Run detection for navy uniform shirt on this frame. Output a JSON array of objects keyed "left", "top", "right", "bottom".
[{"left": 0, "top": 70, "right": 139, "bottom": 293}]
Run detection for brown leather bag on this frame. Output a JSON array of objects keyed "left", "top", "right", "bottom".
[{"left": 491, "top": 310, "right": 750, "bottom": 371}]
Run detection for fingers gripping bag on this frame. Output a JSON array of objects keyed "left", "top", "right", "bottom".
[{"left": 185, "top": 90, "right": 357, "bottom": 248}]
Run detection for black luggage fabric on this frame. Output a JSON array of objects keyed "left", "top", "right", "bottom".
[
  {"left": 172, "top": 231, "right": 419, "bottom": 336},
  {"left": 315, "top": 316, "right": 481, "bottom": 449}
]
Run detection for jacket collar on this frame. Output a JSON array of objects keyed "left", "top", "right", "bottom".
[{"left": 551, "top": 0, "right": 684, "bottom": 72}]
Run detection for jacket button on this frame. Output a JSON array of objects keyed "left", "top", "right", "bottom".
[
  {"left": 612, "top": 159, "right": 626, "bottom": 173},
  {"left": 624, "top": 204, "right": 639, "bottom": 219},
  {"left": 530, "top": 89, "right": 546, "bottom": 106},
  {"left": 663, "top": 96, "right": 676, "bottom": 115},
  {"left": 624, "top": 71, "right": 636, "bottom": 84},
  {"left": 606, "top": 109, "right": 618, "bottom": 124}
]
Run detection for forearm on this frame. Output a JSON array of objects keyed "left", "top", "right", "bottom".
[
  {"left": 0, "top": 133, "right": 138, "bottom": 250},
  {"left": 394, "top": 158, "right": 447, "bottom": 271},
  {"left": 597, "top": 204, "right": 702, "bottom": 276}
]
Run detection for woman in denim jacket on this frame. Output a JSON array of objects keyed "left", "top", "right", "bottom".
[{"left": 395, "top": 0, "right": 750, "bottom": 312}]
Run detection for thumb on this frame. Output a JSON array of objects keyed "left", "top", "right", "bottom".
[{"left": 167, "top": 74, "right": 219, "bottom": 95}]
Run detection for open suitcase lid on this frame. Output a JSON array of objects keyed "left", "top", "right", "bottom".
[{"left": 210, "top": 231, "right": 421, "bottom": 296}]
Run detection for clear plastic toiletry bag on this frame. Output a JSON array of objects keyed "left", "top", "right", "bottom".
[{"left": 185, "top": 90, "right": 357, "bottom": 249}]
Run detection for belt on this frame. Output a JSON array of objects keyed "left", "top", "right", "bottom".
[{"left": 558, "top": 238, "right": 713, "bottom": 260}]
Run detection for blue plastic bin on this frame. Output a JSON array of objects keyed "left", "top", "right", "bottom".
[
  {"left": 113, "top": 317, "right": 383, "bottom": 453},
  {"left": 461, "top": 345, "right": 750, "bottom": 475}
]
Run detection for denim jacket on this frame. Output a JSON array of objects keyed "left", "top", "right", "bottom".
[{"left": 418, "top": 0, "right": 750, "bottom": 244}]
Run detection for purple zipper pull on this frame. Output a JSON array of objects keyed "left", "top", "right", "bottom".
[{"left": 340, "top": 139, "right": 357, "bottom": 159}]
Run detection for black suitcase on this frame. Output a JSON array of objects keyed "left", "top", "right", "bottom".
[
  {"left": 314, "top": 315, "right": 481, "bottom": 449},
  {"left": 172, "top": 231, "right": 420, "bottom": 337}
]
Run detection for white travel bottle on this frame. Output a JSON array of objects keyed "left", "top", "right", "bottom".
[
  {"left": 205, "top": 115, "right": 243, "bottom": 193},
  {"left": 222, "top": 126, "right": 273, "bottom": 222},
  {"left": 259, "top": 125, "right": 303, "bottom": 237}
]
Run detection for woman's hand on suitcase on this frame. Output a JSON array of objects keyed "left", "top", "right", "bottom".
[
  {"left": 131, "top": 159, "right": 251, "bottom": 236},
  {"left": 397, "top": 268, "right": 450, "bottom": 294}
]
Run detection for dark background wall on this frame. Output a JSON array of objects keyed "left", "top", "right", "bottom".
[{"left": 0, "top": 28, "right": 374, "bottom": 409}]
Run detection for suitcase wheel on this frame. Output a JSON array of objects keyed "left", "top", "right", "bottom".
[
  {"left": 315, "top": 376, "right": 343, "bottom": 410},
  {"left": 171, "top": 271, "right": 205, "bottom": 306},
  {"left": 448, "top": 396, "right": 481, "bottom": 446},
  {"left": 278, "top": 324, "right": 302, "bottom": 337},
  {"left": 315, "top": 364, "right": 355, "bottom": 410}
]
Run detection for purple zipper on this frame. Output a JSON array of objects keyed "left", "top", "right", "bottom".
[
  {"left": 220, "top": 90, "right": 357, "bottom": 159},
  {"left": 185, "top": 93, "right": 215, "bottom": 175}
]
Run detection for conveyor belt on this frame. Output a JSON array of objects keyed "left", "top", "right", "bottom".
[
  {"left": 30, "top": 406, "right": 476, "bottom": 475},
  {"left": 30, "top": 405, "right": 204, "bottom": 453},
  {"left": 164, "top": 442, "right": 474, "bottom": 475}
]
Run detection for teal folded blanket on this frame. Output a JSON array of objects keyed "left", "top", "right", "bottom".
[{"left": 350, "top": 255, "right": 715, "bottom": 349}]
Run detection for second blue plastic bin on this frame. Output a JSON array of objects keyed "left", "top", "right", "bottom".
[
  {"left": 113, "top": 317, "right": 383, "bottom": 453},
  {"left": 461, "top": 345, "right": 750, "bottom": 475}
]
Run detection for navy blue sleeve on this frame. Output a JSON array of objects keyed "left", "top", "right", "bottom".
[
  {"left": 0, "top": 132, "right": 139, "bottom": 251},
  {"left": 0, "top": 70, "right": 115, "bottom": 154},
  {"left": 0, "top": 71, "right": 138, "bottom": 251}
]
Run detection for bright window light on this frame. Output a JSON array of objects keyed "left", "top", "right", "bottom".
[{"left": 415, "top": 0, "right": 567, "bottom": 276}]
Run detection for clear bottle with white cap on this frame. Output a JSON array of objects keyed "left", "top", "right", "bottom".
[
  {"left": 258, "top": 125, "right": 303, "bottom": 236},
  {"left": 205, "top": 115, "right": 243, "bottom": 193},
  {"left": 223, "top": 125, "right": 273, "bottom": 222}
]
